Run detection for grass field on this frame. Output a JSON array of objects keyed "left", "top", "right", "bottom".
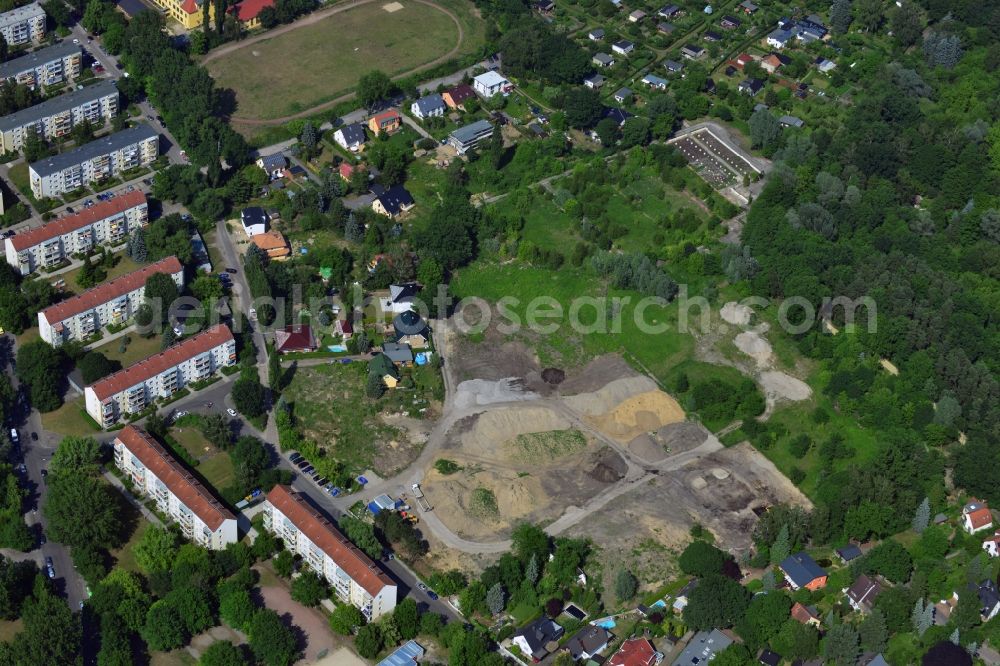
[
  {"left": 39, "top": 396, "right": 100, "bottom": 436},
  {"left": 92, "top": 331, "right": 163, "bottom": 368},
  {"left": 171, "top": 427, "right": 235, "bottom": 490},
  {"left": 110, "top": 513, "right": 150, "bottom": 573},
  {"left": 207, "top": 0, "right": 465, "bottom": 120},
  {"left": 0, "top": 619, "right": 22, "bottom": 642},
  {"left": 61, "top": 253, "right": 141, "bottom": 295}
]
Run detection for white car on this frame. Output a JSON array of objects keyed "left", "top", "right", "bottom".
[
  {"left": 72, "top": 38, "right": 79, "bottom": 44},
  {"left": 227, "top": 408, "right": 238, "bottom": 417},
  {"left": 175, "top": 410, "right": 188, "bottom": 419}
]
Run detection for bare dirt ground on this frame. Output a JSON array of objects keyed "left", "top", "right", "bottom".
[
  {"left": 256, "top": 572, "right": 339, "bottom": 664},
  {"left": 567, "top": 441, "right": 812, "bottom": 600}
]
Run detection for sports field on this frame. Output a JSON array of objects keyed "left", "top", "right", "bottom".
[{"left": 206, "top": 0, "right": 467, "bottom": 121}]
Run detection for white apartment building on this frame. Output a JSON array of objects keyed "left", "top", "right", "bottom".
[
  {"left": 113, "top": 425, "right": 238, "bottom": 549},
  {"left": 85, "top": 324, "right": 237, "bottom": 427},
  {"left": 29, "top": 123, "right": 159, "bottom": 198},
  {"left": 263, "top": 485, "right": 397, "bottom": 619},
  {"left": 0, "top": 79, "right": 118, "bottom": 153},
  {"left": 4, "top": 190, "right": 148, "bottom": 275},
  {"left": 38, "top": 256, "right": 183, "bottom": 345},
  {"left": 0, "top": 3, "right": 46, "bottom": 46},
  {"left": 0, "top": 41, "right": 81, "bottom": 89}
]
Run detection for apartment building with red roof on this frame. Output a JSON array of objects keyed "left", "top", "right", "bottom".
[
  {"left": 263, "top": 485, "right": 397, "bottom": 619},
  {"left": 3, "top": 190, "right": 147, "bottom": 275},
  {"left": 85, "top": 324, "right": 236, "bottom": 427},
  {"left": 113, "top": 425, "right": 237, "bottom": 549},
  {"left": 38, "top": 256, "right": 183, "bottom": 345}
]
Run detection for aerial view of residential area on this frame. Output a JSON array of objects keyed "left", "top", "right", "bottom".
[{"left": 0, "top": 0, "right": 996, "bottom": 661}]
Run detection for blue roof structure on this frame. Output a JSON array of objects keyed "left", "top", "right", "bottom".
[
  {"left": 412, "top": 93, "right": 446, "bottom": 116},
  {"left": 377, "top": 640, "right": 425, "bottom": 666},
  {"left": 836, "top": 544, "right": 863, "bottom": 562},
  {"left": 780, "top": 552, "right": 826, "bottom": 588}
]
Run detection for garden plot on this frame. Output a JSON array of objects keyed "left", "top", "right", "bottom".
[{"left": 669, "top": 126, "right": 763, "bottom": 188}]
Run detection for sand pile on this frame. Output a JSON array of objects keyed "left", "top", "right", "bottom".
[
  {"left": 759, "top": 371, "right": 812, "bottom": 402},
  {"left": 423, "top": 467, "right": 548, "bottom": 539},
  {"left": 589, "top": 390, "right": 686, "bottom": 443},
  {"left": 562, "top": 376, "right": 658, "bottom": 416},
  {"left": 735, "top": 331, "right": 773, "bottom": 367},
  {"left": 458, "top": 406, "right": 570, "bottom": 459},
  {"left": 720, "top": 301, "right": 752, "bottom": 326},
  {"left": 453, "top": 378, "right": 539, "bottom": 409}
]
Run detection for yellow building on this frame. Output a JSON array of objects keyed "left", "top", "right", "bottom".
[{"left": 148, "top": 0, "right": 211, "bottom": 29}]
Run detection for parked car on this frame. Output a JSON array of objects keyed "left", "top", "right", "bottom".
[
  {"left": 9, "top": 429, "right": 17, "bottom": 444},
  {"left": 288, "top": 452, "right": 302, "bottom": 463},
  {"left": 227, "top": 408, "right": 237, "bottom": 417},
  {"left": 417, "top": 583, "right": 428, "bottom": 591},
  {"left": 45, "top": 557, "right": 54, "bottom": 578},
  {"left": 41, "top": 469, "right": 47, "bottom": 482},
  {"left": 226, "top": 268, "right": 237, "bottom": 274},
  {"left": 301, "top": 465, "right": 315, "bottom": 475},
  {"left": 296, "top": 460, "right": 310, "bottom": 469},
  {"left": 427, "top": 590, "right": 439, "bottom": 600},
  {"left": 30, "top": 432, "right": 37, "bottom": 441},
  {"left": 316, "top": 477, "right": 329, "bottom": 487}
]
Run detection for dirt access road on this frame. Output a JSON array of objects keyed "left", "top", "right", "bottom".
[{"left": 203, "top": 0, "right": 467, "bottom": 126}]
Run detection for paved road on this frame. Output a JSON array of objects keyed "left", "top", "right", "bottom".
[{"left": 1, "top": 336, "right": 88, "bottom": 610}]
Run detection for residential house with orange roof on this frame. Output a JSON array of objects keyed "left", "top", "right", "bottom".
[
  {"left": 761, "top": 53, "right": 783, "bottom": 73},
  {"left": 228, "top": 0, "right": 275, "bottom": 28},
  {"left": 84, "top": 324, "right": 237, "bottom": 427},
  {"left": 4, "top": 191, "right": 148, "bottom": 274},
  {"left": 442, "top": 83, "right": 476, "bottom": 111},
  {"left": 983, "top": 530, "right": 1000, "bottom": 557},
  {"left": 251, "top": 229, "right": 291, "bottom": 260},
  {"left": 790, "top": 602, "right": 821, "bottom": 627},
  {"left": 368, "top": 109, "right": 402, "bottom": 136},
  {"left": 38, "top": 256, "right": 183, "bottom": 345},
  {"left": 607, "top": 637, "right": 663, "bottom": 666},
  {"left": 964, "top": 500, "right": 994, "bottom": 534},
  {"left": 780, "top": 552, "right": 828, "bottom": 591},
  {"left": 113, "top": 425, "right": 237, "bottom": 548},
  {"left": 262, "top": 485, "right": 397, "bottom": 619}
]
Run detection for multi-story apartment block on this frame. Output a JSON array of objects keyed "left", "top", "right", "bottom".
[
  {"left": 29, "top": 123, "right": 159, "bottom": 198},
  {"left": 85, "top": 324, "right": 237, "bottom": 427},
  {"left": 263, "top": 485, "right": 397, "bottom": 619},
  {"left": 0, "top": 79, "right": 118, "bottom": 153},
  {"left": 0, "top": 41, "right": 81, "bottom": 89},
  {"left": 38, "top": 256, "right": 183, "bottom": 345},
  {"left": 0, "top": 3, "right": 46, "bottom": 46},
  {"left": 4, "top": 190, "right": 148, "bottom": 274},
  {"left": 113, "top": 425, "right": 238, "bottom": 549}
]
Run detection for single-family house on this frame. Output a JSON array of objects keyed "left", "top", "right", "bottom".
[
  {"left": 608, "top": 638, "right": 663, "bottom": 666},
  {"left": 641, "top": 73, "right": 668, "bottom": 89},
  {"left": 628, "top": 9, "right": 646, "bottom": 21},
  {"left": 761, "top": 53, "right": 782, "bottom": 72},
  {"left": 739, "top": 78, "right": 765, "bottom": 96},
  {"left": 963, "top": 499, "right": 993, "bottom": 534},
  {"left": 533, "top": 0, "right": 554, "bottom": 12},
  {"left": 973, "top": 579, "right": 1000, "bottom": 621},
  {"left": 394, "top": 309, "right": 429, "bottom": 347},
  {"left": 864, "top": 656, "right": 890, "bottom": 666},
  {"left": 845, "top": 574, "right": 883, "bottom": 613},
  {"left": 410, "top": 93, "right": 446, "bottom": 120},
  {"left": 603, "top": 106, "right": 632, "bottom": 127},
  {"left": 584, "top": 73, "right": 605, "bottom": 89},
  {"left": 240, "top": 207, "right": 268, "bottom": 236},
  {"left": 720, "top": 14, "right": 741, "bottom": 28},
  {"left": 251, "top": 230, "right": 291, "bottom": 260},
  {"left": 333, "top": 123, "right": 367, "bottom": 152},
  {"left": 381, "top": 342, "right": 414, "bottom": 366},
  {"left": 790, "top": 602, "right": 821, "bottom": 627},
  {"left": 797, "top": 19, "right": 827, "bottom": 42},
  {"left": 256, "top": 152, "right": 287, "bottom": 180},
  {"left": 593, "top": 53, "right": 615, "bottom": 67},
  {"left": 759, "top": 650, "right": 782, "bottom": 666},
  {"left": 836, "top": 544, "right": 863, "bottom": 563},
  {"left": 376, "top": 641, "right": 424, "bottom": 666},
  {"left": 442, "top": 83, "right": 477, "bottom": 110},
  {"left": 780, "top": 552, "right": 828, "bottom": 591},
  {"left": 704, "top": 77, "right": 716, "bottom": 93},
  {"left": 334, "top": 317, "right": 353, "bottom": 340},
  {"left": 739, "top": 0, "right": 758, "bottom": 13},
  {"left": 658, "top": 4, "right": 681, "bottom": 18},
  {"left": 563, "top": 625, "right": 612, "bottom": 661},
  {"left": 664, "top": 59, "right": 684, "bottom": 74},
  {"left": 588, "top": 27, "right": 605, "bottom": 40},
  {"left": 446, "top": 119, "right": 494, "bottom": 155},
  {"left": 672, "top": 579, "right": 698, "bottom": 614},
  {"left": 380, "top": 283, "right": 420, "bottom": 313},
  {"left": 680, "top": 44, "right": 706, "bottom": 59},
  {"left": 274, "top": 324, "right": 316, "bottom": 354},
  {"left": 473, "top": 70, "right": 512, "bottom": 98},
  {"left": 671, "top": 629, "right": 732, "bottom": 666},
  {"left": 369, "top": 353, "right": 400, "bottom": 389},
  {"left": 725, "top": 65, "right": 738, "bottom": 76},
  {"left": 512, "top": 617, "right": 564, "bottom": 662},
  {"left": 612, "top": 40, "right": 635, "bottom": 55},
  {"left": 372, "top": 185, "right": 415, "bottom": 218},
  {"left": 657, "top": 22, "right": 675, "bottom": 34},
  {"left": 735, "top": 52, "right": 754, "bottom": 68},
  {"left": 754, "top": 102, "right": 769, "bottom": 112},
  {"left": 983, "top": 530, "right": 1000, "bottom": 557},
  {"left": 767, "top": 28, "right": 794, "bottom": 49},
  {"left": 613, "top": 87, "right": 632, "bottom": 103},
  {"left": 704, "top": 30, "right": 723, "bottom": 42},
  {"left": 779, "top": 115, "right": 804, "bottom": 128},
  {"left": 368, "top": 109, "right": 402, "bottom": 136},
  {"left": 338, "top": 162, "right": 365, "bottom": 182},
  {"left": 815, "top": 57, "right": 837, "bottom": 73}
]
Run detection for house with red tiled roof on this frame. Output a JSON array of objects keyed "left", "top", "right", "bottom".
[
  {"left": 228, "top": 0, "right": 275, "bottom": 27},
  {"left": 761, "top": 53, "right": 783, "bottom": 73},
  {"left": 113, "top": 425, "right": 237, "bottom": 549},
  {"left": 964, "top": 500, "right": 994, "bottom": 534},
  {"left": 84, "top": 324, "right": 237, "bottom": 427},
  {"left": 147, "top": 0, "right": 211, "bottom": 30},
  {"left": 442, "top": 83, "right": 476, "bottom": 111},
  {"left": 368, "top": 109, "right": 402, "bottom": 136},
  {"left": 607, "top": 637, "right": 663, "bottom": 666},
  {"left": 983, "top": 530, "right": 1000, "bottom": 557},
  {"left": 263, "top": 485, "right": 397, "bottom": 619},
  {"left": 790, "top": 602, "right": 821, "bottom": 627},
  {"left": 250, "top": 229, "right": 291, "bottom": 260},
  {"left": 338, "top": 161, "right": 365, "bottom": 182},
  {"left": 38, "top": 256, "right": 183, "bottom": 345},
  {"left": 274, "top": 324, "right": 316, "bottom": 353},
  {"left": 4, "top": 191, "right": 148, "bottom": 275}
]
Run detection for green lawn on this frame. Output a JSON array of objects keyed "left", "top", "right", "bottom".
[
  {"left": 91, "top": 332, "right": 164, "bottom": 369},
  {"left": 61, "top": 253, "right": 142, "bottom": 296},
  {"left": 39, "top": 396, "right": 100, "bottom": 436},
  {"left": 171, "top": 426, "right": 236, "bottom": 491},
  {"left": 110, "top": 518, "right": 150, "bottom": 574},
  {"left": 206, "top": 0, "right": 467, "bottom": 120},
  {"left": 0, "top": 619, "right": 22, "bottom": 642},
  {"left": 6, "top": 162, "right": 29, "bottom": 196}
]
